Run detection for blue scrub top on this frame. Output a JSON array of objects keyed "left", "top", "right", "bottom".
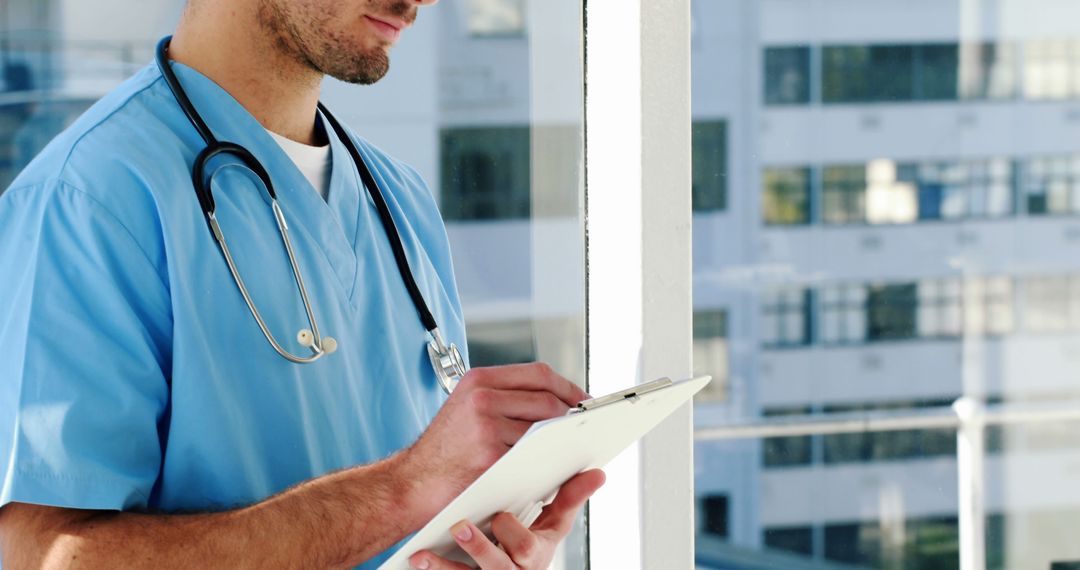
[{"left": 0, "top": 62, "right": 467, "bottom": 568}]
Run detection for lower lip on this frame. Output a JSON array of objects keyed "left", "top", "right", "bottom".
[{"left": 365, "top": 16, "right": 402, "bottom": 43}]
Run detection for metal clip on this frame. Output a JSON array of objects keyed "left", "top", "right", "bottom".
[{"left": 572, "top": 378, "right": 673, "bottom": 413}]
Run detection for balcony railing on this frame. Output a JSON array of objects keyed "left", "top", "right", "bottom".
[{"left": 695, "top": 398, "right": 1080, "bottom": 570}]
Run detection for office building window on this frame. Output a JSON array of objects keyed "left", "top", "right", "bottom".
[
  {"left": 907, "top": 159, "right": 1014, "bottom": 220},
  {"left": 1025, "top": 155, "right": 1080, "bottom": 216},
  {"left": 824, "top": 517, "right": 959, "bottom": 568},
  {"left": 1024, "top": 39, "right": 1080, "bottom": 100},
  {"left": 693, "top": 310, "right": 729, "bottom": 402},
  {"left": 764, "top": 46, "right": 811, "bottom": 105},
  {"left": 865, "top": 159, "right": 918, "bottom": 224},
  {"left": 819, "top": 284, "right": 867, "bottom": 345},
  {"left": 823, "top": 44, "right": 916, "bottom": 103},
  {"left": 700, "top": 495, "right": 730, "bottom": 538},
  {"left": 440, "top": 127, "right": 531, "bottom": 221},
  {"left": 960, "top": 42, "right": 1018, "bottom": 100},
  {"left": 465, "top": 320, "right": 535, "bottom": 367},
  {"left": 692, "top": 121, "right": 728, "bottom": 212},
  {"left": 823, "top": 401, "right": 957, "bottom": 464},
  {"left": 822, "top": 165, "right": 866, "bottom": 224},
  {"left": 763, "top": 526, "right": 814, "bottom": 556},
  {"left": 762, "top": 167, "right": 811, "bottom": 225},
  {"left": 762, "top": 406, "right": 813, "bottom": 468},
  {"left": 867, "top": 283, "right": 918, "bottom": 341},
  {"left": 917, "top": 44, "right": 960, "bottom": 100},
  {"left": 465, "top": 0, "right": 526, "bottom": 37},
  {"left": 762, "top": 288, "right": 812, "bottom": 347},
  {"left": 970, "top": 277, "right": 1016, "bottom": 336},
  {"left": 918, "top": 278, "right": 963, "bottom": 338},
  {"left": 1022, "top": 276, "right": 1080, "bottom": 333},
  {"left": 820, "top": 42, "right": 1014, "bottom": 104}
]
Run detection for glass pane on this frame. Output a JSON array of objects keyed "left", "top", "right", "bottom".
[
  {"left": 0, "top": 1, "right": 586, "bottom": 568},
  {"left": 764, "top": 46, "right": 811, "bottom": 105},
  {"left": 694, "top": 2, "right": 1080, "bottom": 569},
  {"left": 693, "top": 121, "right": 729, "bottom": 211},
  {"left": 762, "top": 167, "right": 810, "bottom": 225}
]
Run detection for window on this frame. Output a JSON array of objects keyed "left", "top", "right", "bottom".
[
  {"left": 819, "top": 283, "right": 867, "bottom": 345},
  {"left": 762, "top": 407, "right": 813, "bottom": 468},
  {"left": 822, "top": 165, "right": 866, "bottom": 224},
  {"left": 865, "top": 159, "right": 918, "bottom": 224},
  {"left": 1025, "top": 155, "right": 1080, "bottom": 216},
  {"left": 917, "top": 44, "right": 960, "bottom": 101},
  {"left": 1024, "top": 39, "right": 1080, "bottom": 100},
  {"left": 823, "top": 45, "right": 916, "bottom": 103},
  {"left": 763, "top": 526, "right": 813, "bottom": 556},
  {"left": 439, "top": 127, "right": 531, "bottom": 221},
  {"left": 823, "top": 401, "right": 957, "bottom": 464},
  {"left": 700, "top": 495, "right": 730, "bottom": 538},
  {"left": 693, "top": 310, "right": 729, "bottom": 402},
  {"left": 692, "top": 121, "right": 727, "bottom": 212},
  {"left": 465, "top": 0, "right": 526, "bottom": 37},
  {"left": 917, "top": 278, "right": 963, "bottom": 338},
  {"left": 465, "top": 320, "right": 536, "bottom": 367},
  {"left": 762, "top": 167, "right": 811, "bottom": 225},
  {"left": 908, "top": 159, "right": 1014, "bottom": 220},
  {"left": 1022, "top": 276, "right": 1080, "bottom": 333},
  {"left": 970, "top": 277, "right": 1015, "bottom": 336},
  {"left": 763, "top": 46, "right": 810, "bottom": 105},
  {"left": 820, "top": 42, "right": 1015, "bottom": 104},
  {"left": 761, "top": 288, "right": 812, "bottom": 347},
  {"left": 825, "top": 517, "right": 960, "bottom": 568},
  {"left": 960, "top": 42, "right": 1017, "bottom": 100},
  {"left": 867, "top": 283, "right": 918, "bottom": 341}
]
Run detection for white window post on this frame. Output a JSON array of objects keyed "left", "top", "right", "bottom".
[{"left": 585, "top": 0, "right": 694, "bottom": 567}]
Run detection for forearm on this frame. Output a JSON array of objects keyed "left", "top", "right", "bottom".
[{"left": 0, "top": 454, "right": 423, "bottom": 570}]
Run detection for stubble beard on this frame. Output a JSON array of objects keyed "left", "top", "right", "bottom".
[{"left": 258, "top": 0, "right": 393, "bottom": 86}]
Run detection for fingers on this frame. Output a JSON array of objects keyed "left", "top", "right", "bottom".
[
  {"left": 451, "top": 520, "right": 515, "bottom": 570},
  {"left": 410, "top": 470, "right": 605, "bottom": 570},
  {"left": 473, "top": 389, "right": 571, "bottom": 422},
  {"left": 407, "top": 551, "right": 473, "bottom": 570},
  {"left": 533, "top": 470, "right": 606, "bottom": 536},
  {"left": 464, "top": 363, "right": 588, "bottom": 407},
  {"left": 495, "top": 417, "right": 533, "bottom": 448},
  {"left": 491, "top": 512, "right": 543, "bottom": 568}
]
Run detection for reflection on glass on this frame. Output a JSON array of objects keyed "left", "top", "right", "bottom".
[
  {"left": 693, "top": 310, "right": 729, "bottom": 402},
  {"left": 762, "top": 167, "right": 810, "bottom": 225},
  {"left": 465, "top": 0, "right": 527, "bottom": 37},
  {"left": 865, "top": 159, "right": 917, "bottom": 225},
  {"left": 696, "top": 2, "right": 1080, "bottom": 568}
]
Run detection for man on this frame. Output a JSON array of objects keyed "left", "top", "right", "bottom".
[{"left": 0, "top": 0, "right": 603, "bottom": 568}]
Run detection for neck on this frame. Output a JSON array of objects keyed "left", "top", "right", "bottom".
[{"left": 168, "top": 2, "right": 327, "bottom": 145}]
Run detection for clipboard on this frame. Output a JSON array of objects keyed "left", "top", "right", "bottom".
[{"left": 377, "top": 375, "right": 712, "bottom": 569}]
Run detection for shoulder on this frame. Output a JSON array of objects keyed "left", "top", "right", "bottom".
[
  {"left": 3, "top": 64, "right": 183, "bottom": 278},
  {"left": 339, "top": 125, "right": 447, "bottom": 231}
]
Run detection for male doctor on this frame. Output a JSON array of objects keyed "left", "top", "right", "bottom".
[{"left": 0, "top": 0, "right": 603, "bottom": 568}]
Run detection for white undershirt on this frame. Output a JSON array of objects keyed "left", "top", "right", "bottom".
[{"left": 266, "top": 128, "right": 333, "bottom": 202}]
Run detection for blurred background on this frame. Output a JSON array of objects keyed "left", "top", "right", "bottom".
[{"left": 4, "top": 0, "right": 1080, "bottom": 569}]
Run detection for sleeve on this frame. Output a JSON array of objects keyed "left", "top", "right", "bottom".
[{"left": 0, "top": 180, "right": 172, "bottom": 511}]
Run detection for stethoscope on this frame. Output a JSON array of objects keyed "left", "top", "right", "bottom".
[{"left": 155, "top": 36, "right": 468, "bottom": 394}]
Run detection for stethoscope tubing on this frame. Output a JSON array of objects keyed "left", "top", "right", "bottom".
[{"left": 154, "top": 36, "right": 467, "bottom": 390}]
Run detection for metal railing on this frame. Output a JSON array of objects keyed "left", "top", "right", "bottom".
[{"left": 694, "top": 398, "right": 1080, "bottom": 570}]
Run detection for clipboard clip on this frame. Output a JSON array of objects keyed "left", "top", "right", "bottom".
[{"left": 570, "top": 378, "right": 673, "bottom": 414}]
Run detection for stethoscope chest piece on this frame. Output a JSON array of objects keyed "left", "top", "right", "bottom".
[{"left": 428, "top": 328, "right": 467, "bottom": 394}]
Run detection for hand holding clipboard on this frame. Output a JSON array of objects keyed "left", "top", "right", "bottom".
[{"left": 379, "top": 375, "right": 712, "bottom": 570}]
